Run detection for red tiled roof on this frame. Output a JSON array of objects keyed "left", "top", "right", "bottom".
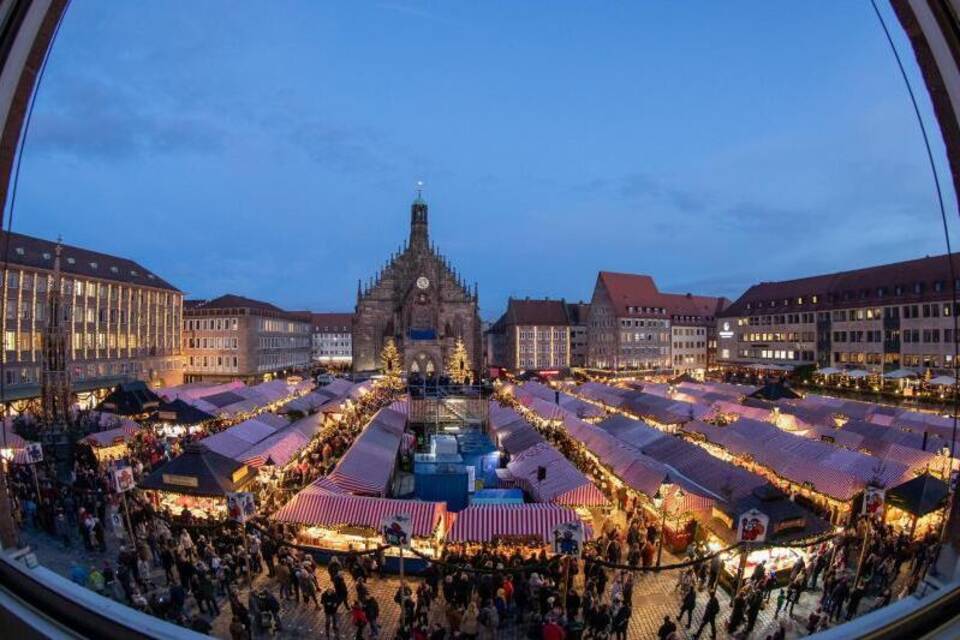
[
  {"left": 596, "top": 271, "right": 727, "bottom": 322},
  {"left": 311, "top": 312, "right": 354, "bottom": 332},
  {"left": 491, "top": 298, "right": 571, "bottom": 332},
  {"left": 721, "top": 254, "right": 960, "bottom": 317},
  {"left": 185, "top": 294, "right": 307, "bottom": 321}
]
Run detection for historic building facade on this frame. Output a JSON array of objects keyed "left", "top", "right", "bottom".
[
  {"left": 586, "top": 271, "right": 727, "bottom": 374},
  {"left": 0, "top": 231, "right": 183, "bottom": 413},
  {"left": 183, "top": 294, "right": 312, "bottom": 383},
  {"left": 310, "top": 312, "right": 353, "bottom": 366},
  {"left": 716, "top": 253, "right": 960, "bottom": 375},
  {"left": 488, "top": 298, "right": 573, "bottom": 372},
  {"left": 352, "top": 193, "right": 481, "bottom": 377}
]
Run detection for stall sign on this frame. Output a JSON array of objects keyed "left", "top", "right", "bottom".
[
  {"left": 380, "top": 513, "right": 413, "bottom": 548},
  {"left": 737, "top": 508, "right": 769, "bottom": 543},
  {"left": 771, "top": 516, "right": 805, "bottom": 535},
  {"left": 158, "top": 411, "right": 177, "bottom": 420},
  {"left": 112, "top": 465, "right": 135, "bottom": 493},
  {"left": 711, "top": 507, "right": 734, "bottom": 529},
  {"left": 226, "top": 492, "right": 256, "bottom": 523},
  {"left": 162, "top": 473, "right": 198, "bottom": 488},
  {"left": 24, "top": 442, "right": 43, "bottom": 464},
  {"left": 552, "top": 521, "right": 584, "bottom": 557},
  {"left": 231, "top": 466, "right": 250, "bottom": 483},
  {"left": 862, "top": 486, "right": 885, "bottom": 516}
]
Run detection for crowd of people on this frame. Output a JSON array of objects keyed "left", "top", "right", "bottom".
[{"left": 0, "top": 378, "right": 950, "bottom": 640}]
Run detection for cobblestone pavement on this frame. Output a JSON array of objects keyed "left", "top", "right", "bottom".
[{"left": 26, "top": 521, "right": 902, "bottom": 640}]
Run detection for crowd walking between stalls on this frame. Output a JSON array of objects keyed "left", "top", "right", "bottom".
[{"left": 0, "top": 386, "right": 945, "bottom": 639}]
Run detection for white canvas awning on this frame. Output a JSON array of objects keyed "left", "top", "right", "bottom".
[
  {"left": 928, "top": 375, "right": 957, "bottom": 386},
  {"left": 845, "top": 369, "right": 870, "bottom": 380},
  {"left": 817, "top": 367, "right": 842, "bottom": 376},
  {"left": 884, "top": 369, "right": 918, "bottom": 380}
]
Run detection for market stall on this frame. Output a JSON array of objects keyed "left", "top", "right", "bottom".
[
  {"left": 706, "top": 485, "right": 831, "bottom": 592},
  {"left": 446, "top": 503, "right": 589, "bottom": 555},
  {"left": 82, "top": 423, "right": 140, "bottom": 463},
  {"left": 272, "top": 487, "right": 446, "bottom": 572},
  {"left": 884, "top": 473, "right": 949, "bottom": 538},
  {"left": 151, "top": 398, "right": 217, "bottom": 438},
  {"left": 139, "top": 442, "right": 258, "bottom": 519}
]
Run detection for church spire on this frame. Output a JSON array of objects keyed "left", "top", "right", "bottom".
[{"left": 410, "top": 181, "right": 428, "bottom": 249}]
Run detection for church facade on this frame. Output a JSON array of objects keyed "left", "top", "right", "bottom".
[{"left": 352, "top": 193, "right": 482, "bottom": 378}]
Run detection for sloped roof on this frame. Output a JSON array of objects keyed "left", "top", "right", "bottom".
[
  {"left": 595, "top": 271, "right": 727, "bottom": 321},
  {"left": 311, "top": 313, "right": 354, "bottom": 332},
  {"left": 721, "top": 253, "right": 960, "bottom": 317},
  {"left": 887, "top": 473, "right": 949, "bottom": 517},
  {"left": 186, "top": 294, "right": 285, "bottom": 313},
  {"left": 140, "top": 443, "right": 257, "bottom": 497},
  {"left": 97, "top": 381, "right": 161, "bottom": 416},
  {"left": 497, "top": 298, "right": 571, "bottom": 327},
  {"left": 0, "top": 230, "right": 178, "bottom": 291}
]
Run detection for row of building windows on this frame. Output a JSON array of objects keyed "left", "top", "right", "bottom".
[
  {"left": 186, "top": 318, "right": 239, "bottom": 331},
  {"left": 187, "top": 337, "right": 240, "bottom": 350},
  {"left": 257, "top": 336, "right": 311, "bottom": 350},
  {"left": 187, "top": 355, "right": 240, "bottom": 371},
  {"left": 742, "top": 279, "right": 960, "bottom": 312}
]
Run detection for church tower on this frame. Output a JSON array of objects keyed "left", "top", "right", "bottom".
[
  {"left": 40, "top": 238, "right": 72, "bottom": 428},
  {"left": 352, "top": 186, "right": 481, "bottom": 377},
  {"left": 410, "top": 183, "right": 429, "bottom": 249}
]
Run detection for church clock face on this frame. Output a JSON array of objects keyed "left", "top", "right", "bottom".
[{"left": 416, "top": 276, "right": 430, "bottom": 290}]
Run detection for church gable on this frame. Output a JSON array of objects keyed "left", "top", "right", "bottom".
[{"left": 352, "top": 190, "right": 481, "bottom": 374}]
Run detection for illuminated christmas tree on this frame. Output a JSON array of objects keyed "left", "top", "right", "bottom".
[
  {"left": 380, "top": 338, "right": 401, "bottom": 378},
  {"left": 447, "top": 337, "right": 472, "bottom": 384}
]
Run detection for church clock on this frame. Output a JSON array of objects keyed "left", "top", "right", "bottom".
[{"left": 416, "top": 276, "right": 430, "bottom": 290}]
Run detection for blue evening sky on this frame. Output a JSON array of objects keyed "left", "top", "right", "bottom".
[{"left": 13, "top": 2, "right": 959, "bottom": 320}]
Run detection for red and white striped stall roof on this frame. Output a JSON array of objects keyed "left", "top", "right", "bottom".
[
  {"left": 271, "top": 492, "right": 445, "bottom": 538},
  {"left": 446, "top": 504, "right": 588, "bottom": 543},
  {"left": 551, "top": 482, "right": 609, "bottom": 507}
]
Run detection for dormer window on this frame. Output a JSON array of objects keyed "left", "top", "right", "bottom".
[
  {"left": 147, "top": 274, "right": 155, "bottom": 280},
  {"left": 66, "top": 257, "right": 75, "bottom": 264},
  {"left": 90, "top": 262, "right": 97, "bottom": 269},
  {"left": 41, "top": 252, "right": 50, "bottom": 260},
  {"left": 14, "top": 247, "right": 23, "bottom": 255},
  {"left": 130, "top": 270, "right": 138, "bottom": 276},
  {"left": 110, "top": 266, "right": 119, "bottom": 273}
]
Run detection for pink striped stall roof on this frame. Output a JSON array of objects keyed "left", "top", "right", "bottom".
[
  {"left": 447, "top": 504, "right": 588, "bottom": 543},
  {"left": 271, "top": 491, "right": 445, "bottom": 537}
]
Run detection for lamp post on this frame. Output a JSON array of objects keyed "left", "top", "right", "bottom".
[{"left": 653, "top": 474, "right": 685, "bottom": 567}]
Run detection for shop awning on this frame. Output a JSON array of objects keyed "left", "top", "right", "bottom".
[
  {"left": 845, "top": 370, "right": 870, "bottom": 380},
  {"left": 152, "top": 398, "right": 217, "bottom": 425},
  {"left": 817, "top": 367, "right": 842, "bottom": 376},
  {"left": 884, "top": 369, "right": 918, "bottom": 380},
  {"left": 140, "top": 443, "right": 257, "bottom": 497},
  {"left": 84, "top": 424, "right": 139, "bottom": 448},
  {"left": 749, "top": 382, "right": 802, "bottom": 401},
  {"left": 552, "top": 482, "right": 609, "bottom": 507},
  {"left": 928, "top": 375, "right": 957, "bottom": 387},
  {"left": 272, "top": 491, "right": 446, "bottom": 537},
  {"left": 325, "top": 407, "right": 405, "bottom": 496},
  {"left": 886, "top": 474, "right": 949, "bottom": 517},
  {"left": 446, "top": 504, "right": 587, "bottom": 543}
]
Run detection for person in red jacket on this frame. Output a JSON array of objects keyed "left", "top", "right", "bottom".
[
  {"left": 543, "top": 619, "right": 566, "bottom": 640},
  {"left": 350, "top": 601, "right": 368, "bottom": 640}
]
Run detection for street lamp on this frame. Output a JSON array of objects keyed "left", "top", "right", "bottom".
[{"left": 653, "top": 474, "right": 684, "bottom": 567}]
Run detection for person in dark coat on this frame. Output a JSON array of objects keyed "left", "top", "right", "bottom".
[
  {"left": 656, "top": 615, "right": 677, "bottom": 640},
  {"left": 611, "top": 601, "right": 631, "bottom": 640},
  {"left": 693, "top": 590, "right": 720, "bottom": 640},
  {"left": 678, "top": 585, "right": 697, "bottom": 628},
  {"left": 726, "top": 591, "right": 746, "bottom": 634}
]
